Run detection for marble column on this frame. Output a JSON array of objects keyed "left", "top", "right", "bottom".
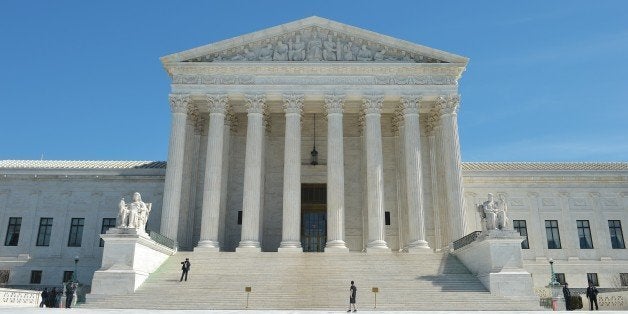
[
  {"left": 178, "top": 105, "right": 199, "bottom": 250},
  {"left": 362, "top": 96, "right": 390, "bottom": 253},
  {"left": 160, "top": 94, "right": 190, "bottom": 243},
  {"left": 197, "top": 95, "right": 229, "bottom": 250},
  {"left": 437, "top": 95, "right": 468, "bottom": 241},
  {"left": 324, "top": 95, "right": 349, "bottom": 252},
  {"left": 426, "top": 113, "right": 443, "bottom": 250},
  {"left": 279, "top": 94, "right": 304, "bottom": 252},
  {"left": 237, "top": 94, "right": 266, "bottom": 252},
  {"left": 400, "top": 96, "right": 430, "bottom": 251}
]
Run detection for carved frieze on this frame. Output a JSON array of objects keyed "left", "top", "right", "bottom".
[
  {"left": 183, "top": 27, "right": 446, "bottom": 64},
  {"left": 172, "top": 74, "right": 456, "bottom": 86}
]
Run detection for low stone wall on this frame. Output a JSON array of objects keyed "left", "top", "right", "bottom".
[{"left": 0, "top": 288, "right": 41, "bottom": 307}]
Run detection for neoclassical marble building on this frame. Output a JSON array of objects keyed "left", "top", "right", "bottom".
[{"left": 1, "top": 17, "right": 627, "bottom": 298}]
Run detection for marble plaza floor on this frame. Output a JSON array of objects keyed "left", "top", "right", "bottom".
[{"left": 0, "top": 309, "right": 611, "bottom": 313}]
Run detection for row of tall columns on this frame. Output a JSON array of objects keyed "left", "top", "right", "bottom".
[{"left": 159, "top": 92, "right": 468, "bottom": 251}]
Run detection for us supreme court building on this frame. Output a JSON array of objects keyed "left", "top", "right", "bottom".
[{"left": 1, "top": 17, "right": 628, "bottom": 305}]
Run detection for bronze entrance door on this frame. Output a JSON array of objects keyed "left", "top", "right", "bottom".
[{"left": 301, "top": 184, "right": 327, "bottom": 252}]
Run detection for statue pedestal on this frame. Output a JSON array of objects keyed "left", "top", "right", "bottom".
[
  {"left": 453, "top": 229, "right": 538, "bottom": 301},
  {"left": 87, "top": 228, "right": 175, "bottom": 301}
]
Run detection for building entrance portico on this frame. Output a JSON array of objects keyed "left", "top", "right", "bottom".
[{"left": 159, "top": 16, "right": 470, "bottom": 253}]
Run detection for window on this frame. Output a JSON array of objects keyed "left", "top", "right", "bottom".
[
  {"left": 587, "top": 273, "right": 599, "bottom": 286},
  {"left": 545, "top": 220, "right": 562, "bottom": 249},
  {"left": 555, "top": 273, "right": 566, "bottom": 285},
  {"left": 237, "top": 211, "right": 242, "bottom": 225},
  {"left": 30, "top": 270, "right": 42, "bottom": 284},
  {"left": 385, "top": 211, "right": 391, "bottom": 226},
  {"left": 100, "top": 218, "right": 116, "bottom": 247},
  {"left": 513, "top": 220, "right": 530, "bottom": 249},
  {"left": 577, "top": 220, "right": 594, "bottom": 249},
  {"left": 67, "top": 218, "right": 84, "bottom": 247},
  {"left": 620, "top": 273, "right": 628, "bottom": 286},
  {"left": 63, "top": 271, "right": 73, "bottom": 283},
  {"left": 609, "top": 220, "right": 625, "bottom": 249},
  {"left": 36, "top": 218, "right": 53, "bottom": 246},
  {"left": 4, "top": 217, "right": 22, "bottom": 246}
]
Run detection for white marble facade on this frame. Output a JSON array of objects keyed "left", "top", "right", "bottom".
[{"left": 1, "top": 17, "right": 627, "bottom": 293}]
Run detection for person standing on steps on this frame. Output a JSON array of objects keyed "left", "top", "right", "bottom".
[
  {"left": 586, "top": 281, "right": 599, "bottom": 310},
  {"left": 563, "top": 282, "right": 571, "bottom": 311},
  {"left": 347, "top": 280, "right": 357, "bottom": 312},
  {"left": 180, "top": 258, "right": 191, "bottom": 282}
]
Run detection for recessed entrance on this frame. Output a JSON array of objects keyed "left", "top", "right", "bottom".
[{"left": 301, "top": 184, "right": 327, "bottom": 252}]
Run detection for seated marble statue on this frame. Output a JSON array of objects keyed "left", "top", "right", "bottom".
[
  {"left": 322, "top": 35, "right": 337, "bottom": 61},
  {"left": 258, "top": 44, "right": 274, "bottom": 61},
  {"left": 357, "top": 45, "right": 373, "bottom": 61},
  {"left": 477, "top": 193, "right": 508, "bottom": 230},
  {"left": 342, "top": 42, "right": 356, "bottom": 61},
  {"left": 117, "top": 192, "right": 152, "bottom": 233},
  {"left": 289, "top": 35, "right": 306, "bottom": 61},
  {"left": 273, "top": 40, "right": 288, "bottom": 61},
  {"left": 307, "top": 34, "right": 323, "bottom": 61}
]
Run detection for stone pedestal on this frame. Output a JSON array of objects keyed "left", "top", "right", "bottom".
[
  {"left": 88, "top": 228, "right": 175, "bottom": 300},
  {"left": 453, "top": 229, "right": 538, "bottom": 301}
]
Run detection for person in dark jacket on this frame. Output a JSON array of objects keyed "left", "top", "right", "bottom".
[
  {"left": 180, "top": 258, "right": 191, "bottom": 282},
  {"left": 39, "top": 288, "right": 48, "bottom": 308},
  {"left": 563, "top": 282, "right": 571, "bottom": 310},
  {"left": 586, "top": 281, "right": 599, "bottom": 310},
  {"left": 347, "top": 280, "right": 357, "bottom": 312}
]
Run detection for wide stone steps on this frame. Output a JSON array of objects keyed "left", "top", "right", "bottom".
[{"left": 84, "top": 251, "right": 541, "bottom": 310}]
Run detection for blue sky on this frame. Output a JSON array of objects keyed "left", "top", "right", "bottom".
[{"left": 1, "top": 1, "right": 627, "bottom": 162}]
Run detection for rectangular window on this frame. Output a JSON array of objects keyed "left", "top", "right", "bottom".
[
  {"left": 513, "top": 220, "right": 530, "bottom": 249},
  {"left": 100, "top": 218, "right": 116, "bottom": 247},
  {"left": 63, "top": 271, "right": 73, "bottom": 283},
  {"left": 620, "top": 273, "right": 628, "bottom": 286},
  {"left": 385, "top": 211, "right": 391, "bottom": 226},
  {"left": 587, "top": 273, "right": 599, "bottom": 286},
  {"left": 30, "top": 270, "right": 42, "bottom": 284},
  {"left": 36, "top": 218, "right": 53, "bottom": 246},
  {"left": 67, "top": 218, "right": 84, "bottom": 247},
  {"left": 609, "top": 220, "right": 625, "bottom": 249},
  {"left": 237, "top": 211, "right": 242, "bottom": 225},
  {"left": 555, "top": 273, "right": 566, "bottom": 285},
  {"left": 577, "top": 220, "right": 594, "bottom": 249},
  {"left": 545, "top": 220, "right": 562, "bottom": 249},
  {"left": 4, "top": 217, "right": 22, "bottom": 246}
]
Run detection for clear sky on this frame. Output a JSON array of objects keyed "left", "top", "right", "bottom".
[{"left": 1, "top": 1, "right": 627, "bottom": 162}]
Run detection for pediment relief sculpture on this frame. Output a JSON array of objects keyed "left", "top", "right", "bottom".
[{"left": 183, "top": 27, "right": 446, "bottom": 64}]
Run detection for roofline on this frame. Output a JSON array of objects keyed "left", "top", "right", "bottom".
[{"left": 160, "top": 16, "right": 469, "bottom": 65}]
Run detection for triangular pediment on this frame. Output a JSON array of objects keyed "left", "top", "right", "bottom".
[{"left": 161, "top": 16, "right": 468, "bottom": 64}]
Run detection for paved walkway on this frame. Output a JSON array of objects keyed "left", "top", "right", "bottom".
[{"left": 0, "top": 309, "right": 606, "bottom": 313}]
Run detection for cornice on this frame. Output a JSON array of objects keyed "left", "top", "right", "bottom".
[{"left": 462, "top": 162, "right": 628, "bottom": 172}]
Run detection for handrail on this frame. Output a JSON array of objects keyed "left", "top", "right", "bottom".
[
  {"left": 147, "top": 230, "right": 176, "bottom": 249},
  {"left": 452, "top": 231, "right": 482, "bottom": 250}
]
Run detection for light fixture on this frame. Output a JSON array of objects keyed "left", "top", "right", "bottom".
[{"left": 310, "top": 114, "right": 318, "bottom": 165}]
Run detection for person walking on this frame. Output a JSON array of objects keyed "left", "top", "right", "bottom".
[
  {"left": 180, "top": 258, "right": 191, "bottom": 282},
  {"left": 54, "top": 286, "right": 62, "bottom": 307},
  {"left": 347, "top": 280, "right": 357, "bottom": 312},
  {"left": 39, "top": 288, "right": 48, "bottom": 308},
  {"left": 586, "top": 281, "right": 599, "bottom": 310},
  {"left": 65, "top": 283, "right": 74, "bottom": 308},
  {"left": 48, "top": 288, "right": 57, "bottom": 308}
]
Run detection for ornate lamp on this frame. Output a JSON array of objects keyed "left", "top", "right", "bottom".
[{"left": 310, "top": 114, "right": 318, "bottom": 165}]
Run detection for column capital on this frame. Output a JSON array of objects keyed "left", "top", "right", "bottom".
[
  {"left": 245, "top": 94, "right": 266, "bottom": 114},
  {"left": 400, "top": 95, "right": 422, "bottom": 115},
  {"left": 324, "top": 94, "right": 345, "bottom": 115},
  {"left": 206, "top": 94, "right": 230, "bottom": 114},
  {"left": 282, "top": 94, "right": 304, "bottom": 115},
  {"left": 362, "top": 95, "right": 384, "bottom": 115},
  {"left": 436, "top": 95, "right": 460, "bottom": 116},
  {"left": 169, "top": 94, "right": 191, "bottom": 113}
]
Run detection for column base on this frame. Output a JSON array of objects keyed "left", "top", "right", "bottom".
[
  {"left": 236, "top": 240, "right": 261, "bottom": 253},
  {"left": 325, "top": 240, "right": 349, "bottom": 253},
  {"left": 194, "top": 246, "right": 220, "bottom": 253},
  {"left": 366, "top": 240, "right": 390, "bottom": 254},
  {"left": 196, "top": 240, "right": 221, "bottom": 250},
  {"left": 407, "top": 240, "right": 431, "bottom": 253},
  {"left": 278, "top": 247, "right": 303, "bottom": 253}
]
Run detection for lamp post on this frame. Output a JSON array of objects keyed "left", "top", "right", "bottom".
[
  {"left": 73, "top": 255, "right": 79, "bottom": 283},
  {"left": 548, "top": 258, "right": 562, "bottom": 311}
]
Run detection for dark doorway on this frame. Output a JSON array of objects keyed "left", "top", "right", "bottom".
[{"left": 301, "top": 184, "right": 327, "bottom": 252}]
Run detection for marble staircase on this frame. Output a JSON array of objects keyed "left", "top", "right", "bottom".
[{"left": 83, "top": 251, "right": 541, "bottom": 310}]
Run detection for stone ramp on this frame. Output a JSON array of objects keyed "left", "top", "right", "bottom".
[{"left": 84, "top": 251, "right": 541, "bottom": 310}]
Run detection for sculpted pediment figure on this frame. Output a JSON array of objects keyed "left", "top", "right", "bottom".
[{"left": 161, "top": 17, "right": 468, "bottom": 65}]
